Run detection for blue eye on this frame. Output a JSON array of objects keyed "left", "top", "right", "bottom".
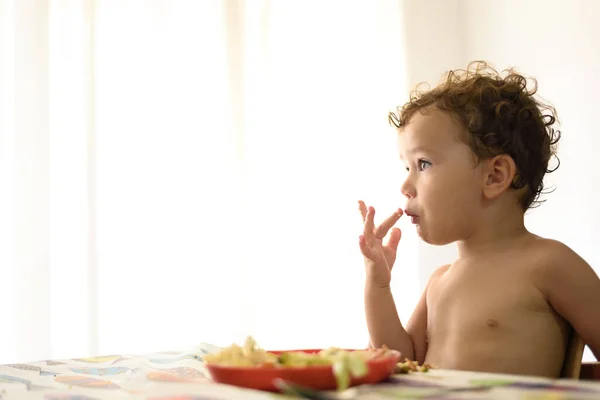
[{"left": 418, "top": 159, "right": 432, "bottom": 171}]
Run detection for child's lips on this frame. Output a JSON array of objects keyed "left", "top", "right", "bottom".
[{"left": 404, "top": 210, "right": 420, "bottom": 224}]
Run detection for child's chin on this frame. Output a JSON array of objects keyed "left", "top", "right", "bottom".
[
  {"left": 419, "top": 234, "right": 437, "bottom": 245},
  {"left": 416, "top": 227, "right": 433, "bottom": 244},
  {"left": 417, "top": 227, "right": 455, "bottom": 246}
]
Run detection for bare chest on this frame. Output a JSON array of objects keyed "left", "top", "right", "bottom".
[
  {"left": 426, "top": 263, "right": 554, "bottom": 337},
  {"left": 423, "top": 261, "right": 569, "bottom": 376}
]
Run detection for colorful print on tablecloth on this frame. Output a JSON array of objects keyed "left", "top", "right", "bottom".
[
  {"left": 149, "top": 397, "right": 220, "bottom": 400},
  {"left": 146, "top": 367, "right": 208, "bottom": 383},
  {"left": 0, "top": 374, "right": 50, "bottom": 390},
  {"left": 6, "top": 364, "right": 41, "bottom": 373},
  {"left": 72, "top": 356, "right": 121, "bottom": 364},
  {"left": 368, "top": 388, "right": 456, "bottom": 399},
  {"left": 509, "top": 381, "right": 600, "bottom": 393},
  {"left": 45, "top": 360, "right": 66, "bottom": 366},
  {"left": 468, "top": 379, "right": 516, "bottom": 387},
  {"left": 148, "top": 354, "right": 201, "bottom": 364},
  {"left": 69, "top": 367, "right": 130, "bottom": 376},
  {"left": 109, "top": 356, "right": 129, "bottom": 365},
  {"left": 0, "top": 374, "right": 33, "bottom": 389},
  {"left": 6, "top": 364, "right": 59, "bottom": 377},
  {"left": 470, "top": 378, "right": 600, "bottom": 393},
  {"left": 382, "top": 375, "right": 450, "bottom": 389},
  {"left": 45, "top": 395, "right": 101, "bottom": 400},
  {"left": 372, "top": 383, "right": 494, "bottom": 399},
  {"left": 55, "top": 375, "right": 120, "bottom": 389}
]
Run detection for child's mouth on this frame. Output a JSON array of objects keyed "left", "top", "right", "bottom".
[{"left": 405, "top": 211, "right": 420, "bottom": 225}]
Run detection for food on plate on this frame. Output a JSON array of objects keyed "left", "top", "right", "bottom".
[
  {"left": 202, "top": 336, "right": 396, "bottom": 390},
  {"left": 395, "top": 358, "right": 436, "bottom": 374},
  {"left": 203, "top": 336, "right": 278, "bottom": 367}
]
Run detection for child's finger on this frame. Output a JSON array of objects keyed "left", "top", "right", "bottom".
[
  {"left": 359, "top": 235, "right": 375, "bottom": 260},
  {"left": 375, "top": 209, "right": 403, "bottom": 239},
  {"left": 386, "top": 228, "right": 402, "bottom": 253},
  {"left": 363, "top": 206, "right": 375, "bottom": 236},
  {"left": 358, "top": 200, "right": 368, "bottom": 222}
]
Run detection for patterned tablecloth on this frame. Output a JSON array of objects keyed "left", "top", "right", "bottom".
[{"left": 1, "top": 344, "right": 599, "bottom": 399}]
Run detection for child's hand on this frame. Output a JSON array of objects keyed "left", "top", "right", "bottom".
[{"left": 358, "top": 200, "right": 403, "bottom": 289}]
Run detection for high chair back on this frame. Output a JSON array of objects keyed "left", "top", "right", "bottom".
[
  {"left": 561, "top": 328, "right": 584, "bottom": 379},
  {"left": 580, "top": 362, "right": 600, "bottom": 380}
]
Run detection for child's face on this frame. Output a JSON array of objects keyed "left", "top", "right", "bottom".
[{"left": 397, "top": 108, "right": 485, "bottom": 245}]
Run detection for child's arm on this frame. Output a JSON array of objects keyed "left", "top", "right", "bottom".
[
  {"left": 365, "top": 264, "right": 448, "bottom": 364},
  {"left": 364, "top": 285, "right": 416, "bottom": 359},
  {"left": 358, "top": 202, "right": 420, "bottom": 359},
  {"left": 540, "top": 241, "right": 600, "bottom": 360}
]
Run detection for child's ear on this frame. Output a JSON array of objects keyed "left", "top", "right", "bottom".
[{"left": 482, "top": 154, "right": 517, "bottom": 200}]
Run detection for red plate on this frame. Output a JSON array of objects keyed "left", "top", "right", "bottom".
[{"left": 205, "top": 349, "right": 401, "bottom": 392}]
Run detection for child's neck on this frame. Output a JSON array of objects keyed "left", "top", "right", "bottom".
[{"left": 456, "top": 200, "right": 528, "bottom": 260}]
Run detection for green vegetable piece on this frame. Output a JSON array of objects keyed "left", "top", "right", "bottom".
[
  {"left": 397, "top": 364, "right": 410, "bottom": 374},
  {"left": 346, "top": 353, "right": 368, "bottom": 378},
  {"left": 282, "top": 352, "right": 305, "bottom": 367},
  {"left": 333, "top": 359, "right": 350, "bottom": 391},
  {"left": 278, "top": 353, "right": 290, "bottom": 364},
  {"left": 307, "top": 356, "right": 330, "bottom": 366}
]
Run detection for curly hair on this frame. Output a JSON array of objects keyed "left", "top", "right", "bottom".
[{"left": 389, "top": 61, "right": 561, "bottom": 210}]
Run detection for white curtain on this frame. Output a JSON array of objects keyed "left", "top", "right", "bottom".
[{"left": 0, "top": 0, "right": 419, "bottom": 363}]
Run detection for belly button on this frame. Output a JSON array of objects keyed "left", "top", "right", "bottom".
[{"left": 486, "top": 319, "right": 499, "bottom": 328}]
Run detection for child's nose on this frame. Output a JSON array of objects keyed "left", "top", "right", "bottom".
[{"left": 401, "top": 178, "right": 416, "bottom": 199}]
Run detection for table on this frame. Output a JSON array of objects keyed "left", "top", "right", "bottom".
[{"left": 1, "top": 344, "right": 599, "bottom": 399}]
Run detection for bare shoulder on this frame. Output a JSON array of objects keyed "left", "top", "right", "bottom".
[
  {"left": 528, "top": 237, "right": 598, "bottom": 289},
  {"left": 527, "top": 237, "right": 600, "bottom": 360},
  {"left": 526, "top": 237, "right": 592, "bottom": 278},
  {"left": 410, "top": 263, "right": 450, "bottom": 314},
  {"left": 429, "top": 264, "right": 450, "bottom": 284},
  {"left": 433, "top": 263, "right": 451, "bottom": 276},
  {"left": 425, "top": 264, "right": 451, "bottom": 292}
]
